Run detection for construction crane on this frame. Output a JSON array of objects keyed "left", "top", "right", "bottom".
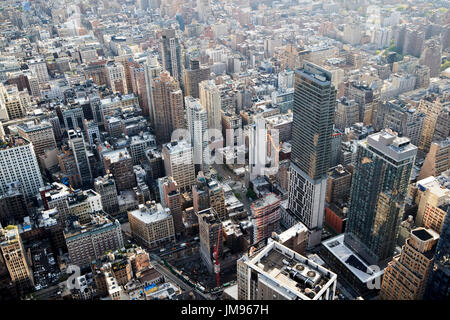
[{"left": 213, "top": 224, "right": 222, "bottom": 287}]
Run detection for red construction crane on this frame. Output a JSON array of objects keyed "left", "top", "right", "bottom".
[{"left": 213, "top": 225, "right": 222, "bottom": 287}]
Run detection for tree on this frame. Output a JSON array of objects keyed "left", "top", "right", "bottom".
[{"left": 246, "top": 189, "right": 257, "bottom": 200}]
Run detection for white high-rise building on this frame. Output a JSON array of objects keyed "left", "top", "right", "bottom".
[
  {"left": 0, "top": 136, "right": 44, "bottom": 199},
  {"left": 248, "top": 115, "right": 267, "bottom": 180},
  {"left": 185, "top": 96, "right": 208, "bottom": 170},
  {"left": 199, "top": 80, "right": 222, "bottom": 134},
  {"left": 162, "top": 139, "right": 196, "bottom": 193}
]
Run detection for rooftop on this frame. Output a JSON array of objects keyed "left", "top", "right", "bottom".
[
  {"left": 128, "top": 202, "right": 171, "bottom": 225},
  {"left": 322, "top": 234, "right": 384, "bottom": 283},
  {"left": 245, "top": 240, "right": 336, "bottom": 300},
  {"left": 363, "top": 129, "right": 417, "bottom": 163}
]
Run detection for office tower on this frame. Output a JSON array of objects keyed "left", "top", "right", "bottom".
[
  {"left": 162, "top": 139, "right": 196, "bottom": 193},
  {"left": 237, "top": 239, "right": 337, "bottom": 300},
  {"left": 330, "top": 130, "right": 343, "bottom": 168},
  {"left": 94, "top": 174, "right": 119, "bottom": 216},
  {"left": 158, "top": 176, "right": 184, "bottom": 236},
  {"left": 0, "top": 136, "right": 43, "bottom": 199},
  {"left": 145, "top": 148, "right": 165, "bottom": 182},
  {"left": 185, "top": 96, "right": 208, "bottom": 171},
  {"left": 0, "top": 83, "right": 26, "bottom": 120},
  {"left": 326, "top": 165, "right": 352, "bottom": 204},
  {"left": 420, "top": 39, "right": 442, "bottom": 78},
  {"left": 192, "top": 173, "right": 226, "bottom": 220},
  {"left": 0, "top": 183, "right": 28, "bottom": 226},
  {"left": 344, "top": 130, "right": 417, "bottom": 267},
  {"left": 335, "top": 97, "right": 359, "bottom": 130},
  {"left": 62, "top": 105, "right": 84, "bottom": 131},
  {"left": 128, "top": 202, "right": 175, "bottom": 249},
  {"left": 129, "top": 133, "right": 156, "bottom": 165},
  {"left": 345, "top": 81, "right": 378, "bottom": 126},
  {"left": 48, "top": 115, "right": 63, "bottom": 142},
  {"left": 115, "top": 55, "right": 134, "bottom": 95},
  {"left": 248, "top": 115, "right": 268, "bottom": 180},
  {"left": 287, "top": 62, "right": 336, "bottom": 247},
  {"left": 151, "top": 71, "right": 185, "bottom": 144},
  {"left": 83, "top": 120, "right": 100, "bottom": 146},
  {"left": 64, "top": 214, "right": 124, "bottom": 267},
  {"left": 198, "top": 207, "right": 223, "bottom": 273},
  {"left": 58, "top": 147, "right": 82, "bottom": 188},
  {"left": 17, "top": 121, "right": 57, "bottom": 163},
  {"left": 418, "top": 139, "right": 450, "bottom": 180},
  {"left": 102, "top": 148, "right": 136, "bottom": 192},
  {"left": 143, "top": 55, "right": 162, "bottom": 127},
  {"left": 106, "top": 61, "right": 128, "bottom": 94},
  {"left": 0, "top": 225, "right": 34, "bottom": 295},
  {"left": 184, "top": 59, "right": 210, "bottom": 99},
  {"left": 375, "top": 99, "right": 425, "bottom": 147},
  {"left": 379, "top": 228, "right": 439, "bottom": 300},
  {"left": 160, "top": 29, "right": 182, "bottom": 84},
  {"left": 68, "top": 129, "right": 92, "bottom": 187},
  {"left": 417, "top": 95, "right": 446, "bottom": 153},
  {"left": 251, "top": 193, "right": 281, "bottom": 243},
  {"left": 130, "top": 65, "right": 150, "bottom": 117},
  {"left": 221, "top": 111, "right": 242, "bottom": 147},
  {"left": 433, "top": 107, "right": 449, "bottom": 142},
  {"left": 414, "top": 174, "right": 449, "bottom": 230},
  {"left": 425, "top": 208, "right": 450, "bottom": 300}
]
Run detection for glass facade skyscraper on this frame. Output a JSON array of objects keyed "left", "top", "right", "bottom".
[
  {"left": 290, "top": 62, "right": 336, "bottom": 180},
  {"left": 287, "top": 62, "right": 336, "bottom": 247},
  {"left": 344, "top": 130, "right": 417, "bottom": 267}
]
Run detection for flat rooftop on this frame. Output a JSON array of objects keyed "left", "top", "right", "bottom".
[
  {"left": 363, "top": 130, "right": 418, "bottom": 163},
  {"left": 128, "top": 203, "right": 171, "bottom": 225},
  {"left": 322, "top": 234, "right": 384, "bottom": 283},
  {"left": 247, "top": 240, "right": 336, "bottom": 300}
]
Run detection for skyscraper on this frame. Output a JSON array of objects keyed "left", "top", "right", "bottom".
[
  {"left": 68, "top": 129, "right": 92, "bottom": 187},
  {"left": 287, "top": 62, "right": 336, "bottom": 247},
  {"left": 162, "top": 139, "right": 196, "bottom": 193},
  {"left": 0, "top": 136, "right": 43, "bottom": 199},
  {"left": 160, "top": 29, "right": 182, "bottom": 85},
  {"left": 379, "top": 227, "right": 439, "bottom": 300},
  {"left": 344, "top": 130, "right": 417, "bottom": 267},
  {"left": 151, "top": 71, "right": 185, "bottom": 144},
  {"left": 425, "top": 207, "right": 450, "bottom": 300},
  {"left": 158, "top": 176, "right": 184, "bottom": 236},
  {"left": 0, "top": 225, "right": 34, "bottom": 296},
  {"left": 199, "top": 80, "right": 222, "bottom": 134},
  {"left": 183, "top": 59, "right": 210, "bottom": 99},
  {"left": 185, "top": 96, "right": 208, "bottom": 172},
  {"left": 17, "top": 121, "right": 57, "bottom": 167}
]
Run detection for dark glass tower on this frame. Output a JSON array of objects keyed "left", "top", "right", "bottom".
[
  {"left": 425, "top": 207, "right": 450, "bottom": 300},
  {"left": 287, "top": 62, "right": 336, "bottom": 247},
  {"left": 160, "top": 29, "right": 183, "bottom": 85},
  {"left": 344, "top": 130, "right": 417, "bottom": 267},
  {"left": 291, "top": 62, "right": 336, "bottom": 180}
]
